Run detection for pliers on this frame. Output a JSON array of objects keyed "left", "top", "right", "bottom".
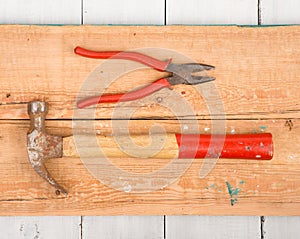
[{"left": 75, "top": 46, "right": 215, "bottom": 108}]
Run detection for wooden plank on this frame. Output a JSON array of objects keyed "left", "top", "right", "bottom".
[
  {"left": 0, "top": 118, "right": 299, "bottom": 215},
  {"left": 166, "top": 4, "right": 259, "bottom": 235},
  {"left": 0, "top": 216, "right": 81, "bottom": 239},
  {"left": 263, "top": 216, "right": 300, "bottom": 239},
  {"left": 166, "top": 216, "right": 260, "bottom": 239},
  {"left": 0, "top": 25, "right": 299, "bottom": 120},
  {"left": 261, "top": 0, "right": 300, "bottom": 24},
  {"left": 83, "top": 0, "right": 164, "bottom": 24},
  {"left": 167, "top": 0, "right": 257, "bottom": 25},
  {"left": 0, "top": 0, "right": 81, "bottom": 24},
  {"left": 82, "top": 216, "right": 164, "bottom": 239}
]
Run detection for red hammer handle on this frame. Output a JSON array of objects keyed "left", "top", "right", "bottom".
[{"left": 176, "top": 133, "right": 273, "bottom": 160}]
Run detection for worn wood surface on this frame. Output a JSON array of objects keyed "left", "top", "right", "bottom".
[
  {"left": 0, "top": 25, "right": 299, "bottom": 120},
  {"left": 0, "top": 25, "right": 299, "bottom": 216}
]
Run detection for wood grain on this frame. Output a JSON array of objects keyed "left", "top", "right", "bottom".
[
  {"left": 0, "top": 25, "right": 299, "bottom": 120},
  {"left": 0, "top": 119, "right": 299, "bottom": 215},
  {"left": 0, "top": 25, "right": 299, "bottom": 216}
]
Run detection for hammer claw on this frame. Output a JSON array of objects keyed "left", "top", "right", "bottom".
[
  {"left": 27, "top": 101, "right": 67, "bottom": 195},
  {"left": 32, "top": 162, "right": 67, "bottom": 195}
]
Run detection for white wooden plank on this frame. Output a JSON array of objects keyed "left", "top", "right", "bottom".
[
  {"left": 82, "top": 216, "right": 164, "bottom": 239},
  {"left": 261, "top": 0, "right": 300, "bottom": 24},
  {"left": 263, "top": 216, "right": 300, "bottom": 239},
  {"left": 0, "top": 216, "right": 81, "bottom": 239},
  {"left": 83, "top": 0, "right": 165, "bottom": 24},
  {"left": 0, "top": 0, "right": 81, "bottom": 24},
  {"left": 167, "top": 0, "right": 257, "bottom": 25},
  {"left": 166, "top": 216, "right": 260, "bottom": 239}
]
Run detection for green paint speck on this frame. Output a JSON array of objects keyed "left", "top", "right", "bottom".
[
  {"left": 230, "top": 198, "right": 238, "bottom": 206},
  {"left": 260, "top": 126, "right": 267, "bottom": 132},
  {"left": 210, "top": 183, "right": 215, "bottom": 188},
  {"left": 239, "top": 180, "right": 245, "bottom": 185},
  {"left": 226, "top": 181, "right": 242, "bottom": 206}
]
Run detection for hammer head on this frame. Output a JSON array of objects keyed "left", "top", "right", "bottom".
[{"left": 27, "top": 101, "right": 67, "bottom": 195}]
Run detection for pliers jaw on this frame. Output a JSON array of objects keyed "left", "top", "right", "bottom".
[{"left": 165, "top": 63, "right": 215, "bottom": 86}]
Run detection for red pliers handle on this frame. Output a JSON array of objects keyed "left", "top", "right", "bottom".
[
  {"left": 75, "top": 46, "right": 215, "bottom": 108},
  {"left": 77, "top": 78, "right": 172, "bottom": 108},
  {"left": 75, "top": 46, "right": 171, "bottom": 71}
]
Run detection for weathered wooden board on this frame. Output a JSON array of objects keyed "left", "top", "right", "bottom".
[
  {"left": 0, "top": 25, "right": 299, "bottom": 216},
  {"left": 0, "top": 119, "right": 299, "bottom": 215},
  {"left": 166, "top": 216, "right": 260, "bottom": 239},
  {"left": 82, "top": 216, "right": 164, "bottom": 239},
  {"left": 0, "top": 25, "right": 299, "bottom": 120},
  {"left": 261, "top": 0, "right": 300, "bottom": 25},
  {"left": 0, "top": 1, "right": 81, "bottom": 25},
  {"left": 167, "top": 0, "right": 257, "bottom": 25},
  {"left": 0, "top": 216, "right": 81, "bottom": 239},
  {"left": 263, "top": 216, "right": 300, "bottom": 239},
  {"left": 84, "top": 0, "right": 165, "bottom": 25}
]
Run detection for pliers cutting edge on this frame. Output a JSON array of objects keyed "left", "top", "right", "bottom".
[{"left": 75, "top": 46, "right": 215, "bottom": 108}]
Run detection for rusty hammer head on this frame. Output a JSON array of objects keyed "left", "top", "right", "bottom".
[{"left": 27, "top": 101, "right": 67, "bottom": 195}]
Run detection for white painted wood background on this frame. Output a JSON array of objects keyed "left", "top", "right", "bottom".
[{"left": 0, "top": 0, "right": 299, "bottom": 238}]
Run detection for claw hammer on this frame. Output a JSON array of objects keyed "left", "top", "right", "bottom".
[{"left": 27, "top": 101, "right": 273, "bottom": 195}]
